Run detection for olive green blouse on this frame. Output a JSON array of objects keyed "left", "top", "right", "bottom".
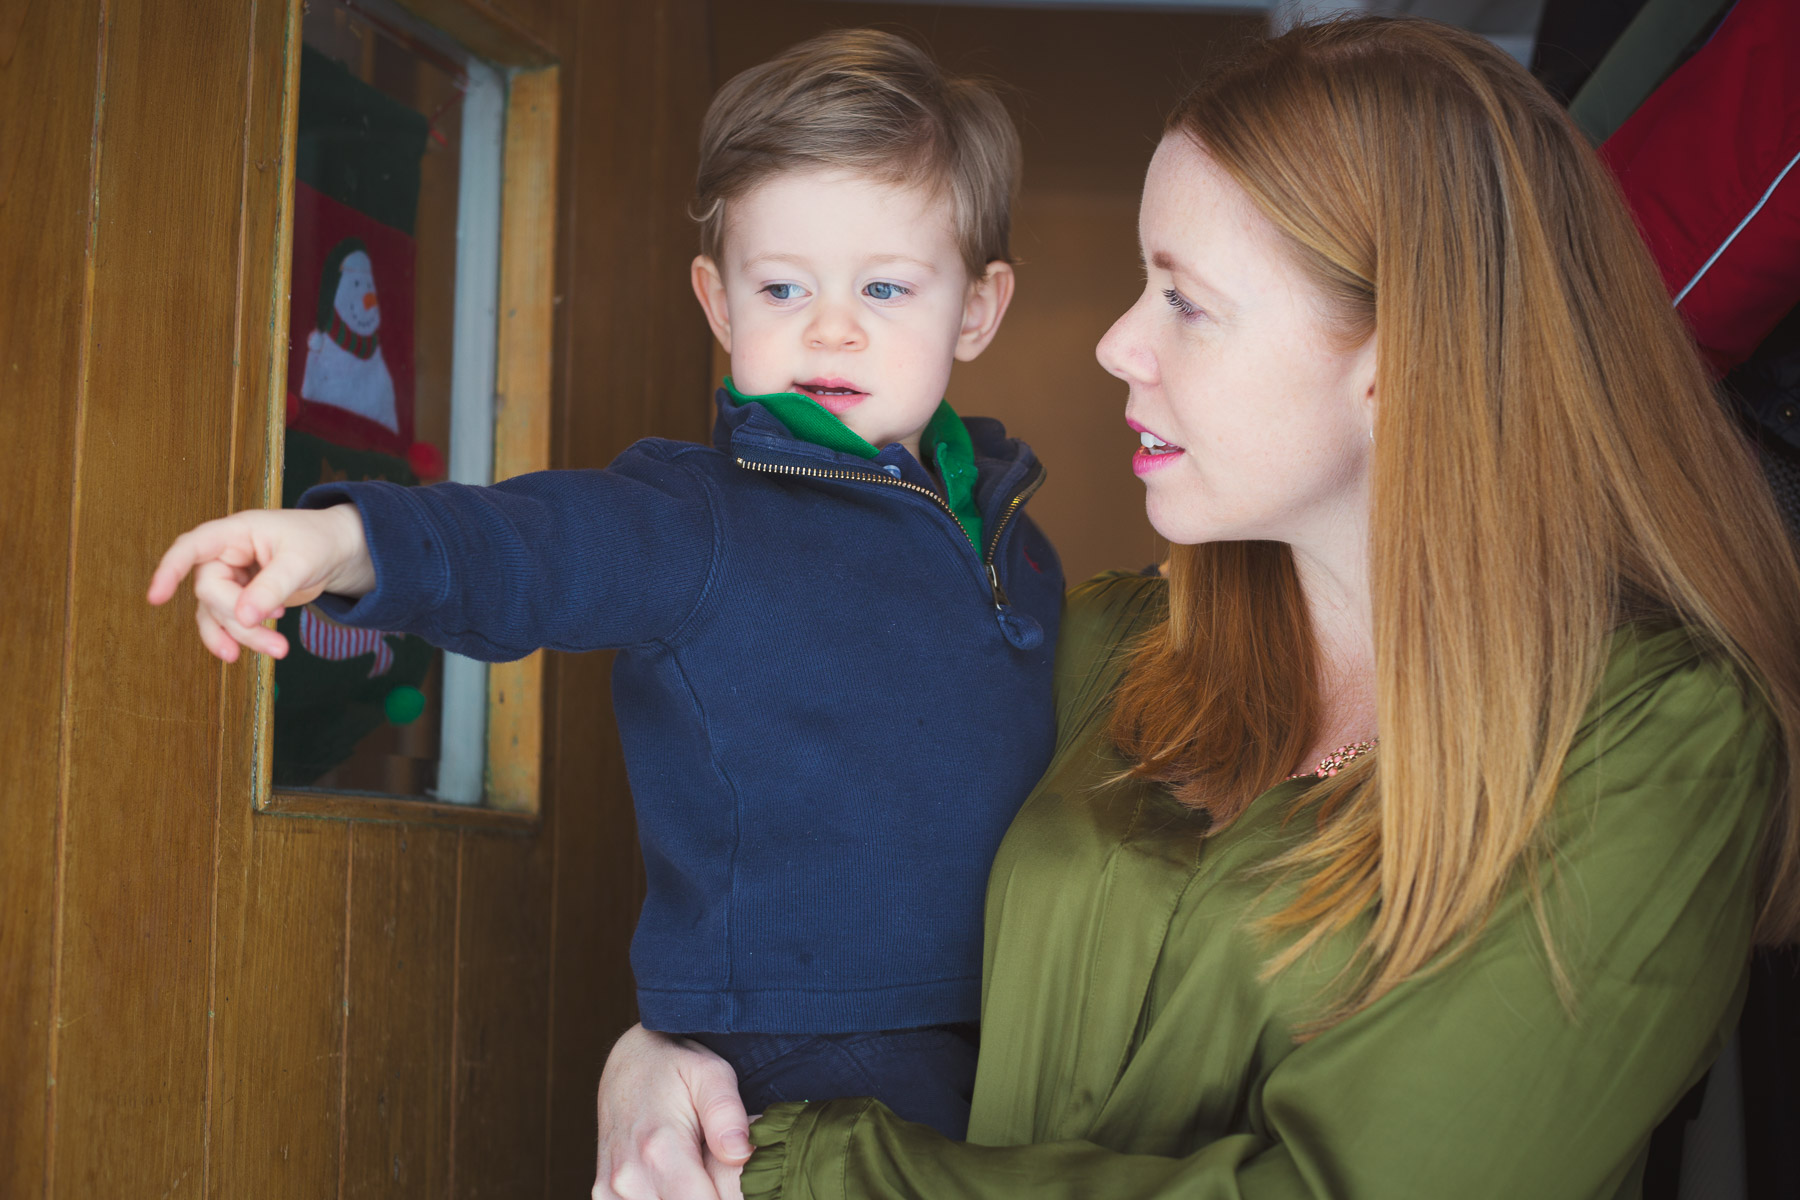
[{"left": 744, "top": 573, "right": 1777, "bottom": 1200}]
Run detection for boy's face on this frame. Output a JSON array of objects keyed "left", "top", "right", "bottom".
[{"left": 691, "top": 170, "right": 1013, "bottom": 461}]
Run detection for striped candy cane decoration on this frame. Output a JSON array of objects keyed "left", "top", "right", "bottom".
[{"left": 299, "top": 606, "right": 397, "bottom": 678}]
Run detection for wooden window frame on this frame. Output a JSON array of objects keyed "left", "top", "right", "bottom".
[{"left": 255, "top": 0, "right": 559, "bottom": 827}]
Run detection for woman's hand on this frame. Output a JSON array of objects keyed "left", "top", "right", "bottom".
[{"left": 593, "top": 1024, "right": 754, "bottom": 1200}]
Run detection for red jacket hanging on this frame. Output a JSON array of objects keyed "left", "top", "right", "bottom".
[{"left": 1601, "top": 0, "right": 1800, "bottom": 376}]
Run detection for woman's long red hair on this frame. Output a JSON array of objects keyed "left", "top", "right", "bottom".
[{"left": 1109, "top": 17, "right": 1800, "bottom": 1024}]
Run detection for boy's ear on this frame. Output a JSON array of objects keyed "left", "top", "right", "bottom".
[
  {"left": 691, "top": 255, "right": 732, "bottom": 353},
  {"left": 954, "top": 261, "right": 1015, "bottom": 363}
]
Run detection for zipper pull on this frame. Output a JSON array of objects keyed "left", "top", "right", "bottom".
[
  {"left": 987, "top": 563, "right": 1043, "bottom": 650},
  {"left": 986, "top": 563, "right": 1010, "bottom": 608}
]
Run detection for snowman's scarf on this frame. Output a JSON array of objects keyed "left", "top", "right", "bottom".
[{"left": 326, "top": 311, "right": 380, "bottom": 360}]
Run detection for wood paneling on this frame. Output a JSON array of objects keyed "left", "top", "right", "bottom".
[
  {"left": 0, "top": 0, "right": 101, "bottom": 1193},
  {"left": 208, "top": 6, "right": 315, "bottom": 1194},
  {"left": 397, "top": 0, "right": 556, "bottom": 66},
  {"left": 261, "top": 790, "right": 535, "bottom": 832},
  {"left": 4, "top": 0, "right": 715, "bottom": 1195},
  {"left": 49, "top": 0, "right": 252, "bottom": 1193},
  {"left": 481, "top": 0, "right": 563, "bottom": 50},
  {"left": 342, "top": 825, "right": 458, "bottom": 1197},
  {"left": 488, "top": 64, "right": 561, "bottom": 815},
  {"left": 208, "top": 821, "right": 350, "bottom": 1198},
  {"left": 452, "top": 833, "right": 552, "bottom": 1196}
]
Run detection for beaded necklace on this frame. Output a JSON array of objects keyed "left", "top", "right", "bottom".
[{"left": 1290, "top": 739, "right": 1376, "bottom": 780}]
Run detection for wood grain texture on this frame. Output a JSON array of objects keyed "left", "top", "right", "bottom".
[
  {"left": 241, "top": 0, "right": 301, "bottom": 816},
  {"left": 263, "top": 791, "right": 535, "bottom": 832},
  {"left": 0, "top": 0, "right": 101, "bottom": 1193},
  {"left": 4, "top": 1, "right": 714, "bottom": 1195},
  {"left": 487, "top": 63, "right": 560, "bottom": 815},
  {"left": 49, "top": 0, "right": 253, "bottom": 1194},
  {"left": 641, "top": 0, "right": 716, "bottom": 454},
  {"left": 341, "top": 824, "right": 458, "bottom": 1198},
  {"left": 480, "top": 0, "right": 562, "bottom": 50},
  {"left": 207, "top": 819, "right": 349, "bottom": 1198},
  {"left": 543, "top": 647, "right": 642, "bottom": 1196},
  {"left": 208, "top": 6, "right": 332, "bottom": 1195},
  {"left": 452, "top": 832, "right": 552, "bottom": 1197},
  {"left": 394, "top": 0, "right": 555, "bottom": 66}
]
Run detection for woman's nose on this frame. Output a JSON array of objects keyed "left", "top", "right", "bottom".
[{"left": 1095, "top": 302, "right": 1150, "bottom": 384}]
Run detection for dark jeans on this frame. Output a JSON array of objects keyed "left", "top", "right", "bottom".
[{"left": 688, "top": 1024, "right": 979, "bottom": 1141}]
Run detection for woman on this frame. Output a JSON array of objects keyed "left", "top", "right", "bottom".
[{"left": 595, "top": 17, "right": 1800, "bottom": 1199}]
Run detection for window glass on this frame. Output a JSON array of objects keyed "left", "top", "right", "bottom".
[{"left": 276, "top": 0, "right": 501, "bottom": 804}]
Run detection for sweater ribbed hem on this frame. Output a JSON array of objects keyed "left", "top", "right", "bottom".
[{"left": 639, "top": 975, "right": 979, "bottom": 1035}]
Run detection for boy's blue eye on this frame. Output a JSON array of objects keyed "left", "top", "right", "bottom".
[
  {"left": 864, "top": 281, "right": 909, "bottom": 301},
  {"left": 763, "top": 283, "right": 801, "bottom": 301}
]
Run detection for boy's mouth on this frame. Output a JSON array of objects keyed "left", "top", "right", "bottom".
[{"left": 795, "top": 378, "right": 868, "bottom": 415}]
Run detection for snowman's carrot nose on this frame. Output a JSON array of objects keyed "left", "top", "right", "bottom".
[{"left": 361, "top": 292, "right": 378, "bottom": 310}]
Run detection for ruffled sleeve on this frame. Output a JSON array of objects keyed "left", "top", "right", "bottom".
[{"left": 741, "top": 1101, "right": 860, "bottom": 1200}]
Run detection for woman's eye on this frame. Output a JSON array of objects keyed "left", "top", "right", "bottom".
[
  {"left": 762, "top": 283, "right": 803, "bottom": 301},
  {"left": 1162, "top": 288, "right": 1202, "bottom": 320},
  {"left": 864, "top": 281, "right": 909, "bottom": 301}
]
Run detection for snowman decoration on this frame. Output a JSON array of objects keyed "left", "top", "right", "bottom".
[{"left": 300, "top": 237, "right": 399, "bottom": 431}]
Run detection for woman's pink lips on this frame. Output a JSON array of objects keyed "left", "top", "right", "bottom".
[
  {"left": 1133, "top": 446, "right": 1185, "bottom": 475},
  {"left": 1126, "top": 416, "right": 1183, "bottom": 474}
]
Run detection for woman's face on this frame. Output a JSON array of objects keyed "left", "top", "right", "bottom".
[{"left": 1097, "top": 135, "right": 1376, "bottom": 550}]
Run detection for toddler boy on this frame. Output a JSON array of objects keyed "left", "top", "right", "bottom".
[{"left": 148, "top": 29, "right": 1061, "bottom": 1140}]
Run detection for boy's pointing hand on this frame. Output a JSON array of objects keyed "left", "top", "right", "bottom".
[{"left": 146, "top": 504, "right": 375, "bottom": 663}]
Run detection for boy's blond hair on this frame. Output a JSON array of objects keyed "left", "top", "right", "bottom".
[{"left": 694, "top": 29, "right": 1020, "bottom": 277}]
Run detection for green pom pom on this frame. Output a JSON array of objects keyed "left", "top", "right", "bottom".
[{"left": 385, "top": 685, "right": 426, "bottom": 725}]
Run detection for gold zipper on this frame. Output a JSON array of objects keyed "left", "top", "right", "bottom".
[
  {"left": 984, "top": 466, "right": 1044, "bottom": 564},
  {"left": 734, "top": 456, "right": 1044, "bottom": 609}
]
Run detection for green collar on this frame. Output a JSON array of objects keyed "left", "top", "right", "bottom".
[{"left": 725, "top": 378, "right": 984, "bottom": 549}]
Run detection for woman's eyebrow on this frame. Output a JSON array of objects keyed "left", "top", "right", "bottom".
[{"left": 1149, "top": 249, "right": 1230, "bottom": 303}]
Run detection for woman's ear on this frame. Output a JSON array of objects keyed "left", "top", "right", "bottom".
[
  {"left": 954, "top": 261, "right": 1017, "bottom": 362},
  {"left": 691, "top": 255, "right": 732, "bottom": 353},
  {"left": 1352, "top": 331, "right": 1378, "bottom": 437}
]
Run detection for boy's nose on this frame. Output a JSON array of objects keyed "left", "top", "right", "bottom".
[{"left": 806, "top": 302, "right": 864, "bottom": 351}]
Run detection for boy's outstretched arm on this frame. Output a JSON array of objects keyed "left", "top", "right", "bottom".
[
  {"left": 294, "top": 452, "right": 720, "bottom": 662},
  {"left": 146, "top": 504, "right": 375, "bottom": 662},
  {"left": 152, "top": 446, "right": 718, "bottom": 665}
]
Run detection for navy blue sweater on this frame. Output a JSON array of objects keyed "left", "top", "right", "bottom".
[{"left": 301, "top": 392, "right": 1063, "bottom": 1033}]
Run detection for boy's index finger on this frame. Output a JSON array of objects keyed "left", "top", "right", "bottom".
[
  {"left": 146, "top": 516, "right": 249, "bottom": 605},
  {"left": 148, "top": 533, "right": 204, "bottom": 605}
]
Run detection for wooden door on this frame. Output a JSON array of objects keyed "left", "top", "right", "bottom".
[{"left": 0, "top": 0, "right": 711, "bottom": 1195}]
